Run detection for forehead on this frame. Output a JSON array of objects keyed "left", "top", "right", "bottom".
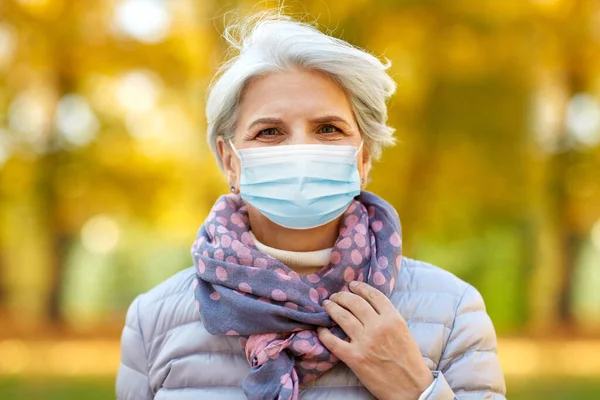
[{"left": 237, "top": 69, "right": 354, "bottom": 122}]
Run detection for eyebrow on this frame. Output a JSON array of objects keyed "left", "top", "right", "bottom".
[{"left": 247, "top": 115, "right": 352, "bottom": 131}]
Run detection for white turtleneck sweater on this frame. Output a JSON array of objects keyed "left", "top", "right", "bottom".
[{"left": 249, "top": 231, "right": 332, "bottom": 275}]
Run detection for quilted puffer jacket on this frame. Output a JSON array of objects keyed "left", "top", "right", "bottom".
[{"left": 116, "top": 257, "right": 506, "bottom": 399}]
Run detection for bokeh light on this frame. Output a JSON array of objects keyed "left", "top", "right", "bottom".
[
  {"left": 80, "top": 215, "right": 121, "bottom": 255},
  {"left": 55, "top": 94, "right": 100, "bottom": 148},
  {"left": 112, "top": 0, "right": 171, "bottom": 44}
]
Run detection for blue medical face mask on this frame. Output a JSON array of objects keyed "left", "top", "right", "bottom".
[{"left": 230, "top": 141, "right": 363, "bottom": 230}]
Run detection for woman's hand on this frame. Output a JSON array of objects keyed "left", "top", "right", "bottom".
[{"left": 317, "top": 281, "right": 433, "bottom": 400}]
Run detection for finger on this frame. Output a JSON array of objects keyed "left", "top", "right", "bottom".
[
  {"left": 348, "top": 281, "right": 396, "bottom": 315},
  {"left": 329, "top": 291, "right": 378, "bottom": 326},
  {"left": 317, "top": 327, "right": 352, "bottom": 364},
  {"left": 322, "top": 299, "right": 363, "bottom": 339}
]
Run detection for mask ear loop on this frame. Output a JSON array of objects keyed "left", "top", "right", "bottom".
[
  {"left": 228, "top": 140, "right": 241, "bottom": 159},
  {"left": 354, "top": 140, "right": 364, "bottom": 157}
]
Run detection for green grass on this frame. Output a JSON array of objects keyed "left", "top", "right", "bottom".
[
  {"left": 0, "top": 377, "right": 599, "bottom": 399},
  {"left": 0, "top": 377, "right": 115, "bottom": 400}
]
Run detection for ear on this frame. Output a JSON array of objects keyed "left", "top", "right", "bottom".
[
  {"left": 217, "top": 136, "right": 240, "bottom": 193},
  {"left": 359, "top": 145, "right": 372, "bottom": 189}
]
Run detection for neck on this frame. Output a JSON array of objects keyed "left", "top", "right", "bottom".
[{"left": 247, "top": 205, "right": 341, "bottom": 252}]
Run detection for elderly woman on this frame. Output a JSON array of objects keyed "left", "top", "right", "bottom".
[{"left": 116, "top": 13, "right": 506, "bottom": 400}]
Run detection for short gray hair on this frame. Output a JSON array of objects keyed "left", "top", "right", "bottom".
[{"left": 206, "top": 12, "right": 397, "bottom": 170}]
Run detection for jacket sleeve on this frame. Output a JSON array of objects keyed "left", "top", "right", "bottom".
[
  {"left": 425, "top": 285, "right": 507, "bottom": 399},
  {"left": 116, "top": 295, "right": 153, "bottom": 400}
]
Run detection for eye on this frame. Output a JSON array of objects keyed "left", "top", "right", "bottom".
[
  {"left": 319, "top": 124, "right": 343, "bottom": 134},
  {"left": 257, "top": 128, "right": 279, "bottom": 137}
]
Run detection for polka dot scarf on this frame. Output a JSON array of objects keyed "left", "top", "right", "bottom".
[{"left": 192, "top": 191, "right": 402, "bottom": 400}]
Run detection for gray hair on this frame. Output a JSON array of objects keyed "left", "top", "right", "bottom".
[{"left": 206, "top": 12, "right": 397, "bottom": 170}]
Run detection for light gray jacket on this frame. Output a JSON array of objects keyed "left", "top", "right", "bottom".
[{"left": 116, "top": 257, "right": 507, "bottom": 399}]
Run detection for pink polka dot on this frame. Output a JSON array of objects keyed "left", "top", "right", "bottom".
[
  {"left": 221, "top": 235, "right": 232, "bottom": 248},
  {"left": 210, "top": 292, "right": 221, "bottom": 301},
  {"left": 280, "top": 373, "right": 291, "bottom": 385},
  {"left": 226, "top": 256, "right": 238, "bottom": 264},
  {"left": 284, "top": 302, "right": 298, "bottom": 311},
  {"left": 283, "top": 378, "right": 293, "bottom": 390},
  {"left": 230, "top": 213, "right": 243, "bottom": 226},
  {"left": 289, "top": 271, "right": 300, "bottom": 280},
  {"left": 373, "top": 271, "right": 386, "bottom": 286},
  {"left": 195, "top": 300, "right": 200, "bottom": 312},
  {"left": 345, "top": 215, "right": 359, "bottom": 228},
  {"left": 389, "top": 277, "right": 396, "bottom": 292},
  {"left": 378, "top": 256, "right": 389, "bottom": 268},
  {"left": 312, "top": 343, "right": 324, "bottom": 355},
  {"left": 293, "top": 339, "right": 313, "bottom": 353},
  {"left": 231, "top": 240, "right": 243, "bottom": 251},
  {"left": 241, "top": 232, "right": 253, "bottom": 246},
  {"left": 216, "top": 216, "right": 227, "bottom": 225},
  {"left": 306, "top": 274, "right": 321, "bottom": 283},
  {"left": 368, "top": 206, "right": 375, "bottom": 218},
  {"left": 271, "top": 289, "right": 287, "bottom": 302},
  {"left": 214, "top": 201, "right": 226, "bottom": 211},
  {"left": 347, "top": 202, "right": 357, "bottom": 213},
  {"left": 225, "top": 330, "right": 239, "bottom": 336},
  {"left": 297, "top": 330, "right": 312, "bottom": 339},
  {"left": 254, "top": 258, "right": 268, "bottom": 268},
  {"left": 209, "top": 224, "right": 215, "bottom": 236},
  {"left": 396, "top": 255, "right": 402, "bottom": 269},
  {"left": 239, "top": 282, "right": 252, "bottom": 293},
  {"left": 300, "top": 360, "right": 318, "bottom": 370},
  {"left": 214, "top": 249, "right": 224, "bottom": 261},
  {"left": 344, "top": 267, "right": 356, "bottom": 282},
  {"left": 364, "top": 245, "right": 371, "bottom": 259},
  {"left": 351, "top": 249, "right": 363, "bottom": 265},
  {"left": 239, "top": 253, "right": 253, "bottom": 266},
  {"left": 216, "top": 266, "right": 228, "bottom": 281},
  {"left": 316, "top": 287, "right": 329, "bottom": 299},
  {"left": 277, "top": 272, "right": 292, "bottom": 281},
  {"left": 354, "top": 233, "right": 366, "bottom": 247},
  {"left": 309, "top": 288, "right": 319, "bottom": 304},
  {"left": 355, "top": 224, "right": 367, "bottom": 235},
  {"left": 337, "top": 237, "right": 352, "bottom": 249},
  {"left": 304, "top": 305, "right": 315, "bottom": 312},
  {"left": 316, "top": 361, "right": 333, "bottom": 371},
  {"left": 192, "top": 279, "right": 198, "bottom": 290},
  {"left": 197, "top": 259, "right": 206, "bottom": 273},
  {"left": 330, "top": 251, "right": 341, "bottom": 264},
  {"left": 390, "top": 232, "right": 401, "bottom": 247},
  {"left": 258, "top": 297, "right": 271, "bottom": 304},
  {"left": 372, "top": 220, "right": 383, "bottom": 232},
  {"left": 217, "top": 226, "right": 228, "bottom": 234}
]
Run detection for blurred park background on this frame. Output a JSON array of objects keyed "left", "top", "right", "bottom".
[{"left": 0, "top": 0, "right": 600, "bottom": 398}]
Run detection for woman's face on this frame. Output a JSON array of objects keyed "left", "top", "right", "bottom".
[{"left": 218, "top": 69, "right": 371, "bottom": 189}]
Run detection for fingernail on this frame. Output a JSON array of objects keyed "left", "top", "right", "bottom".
[
  {"left": 329, "top": 293, "right": 337, "bottom": 301},
  {"left": 322, "top": 299, "right": 331, "bottom": 306},
  {"left": 349, "top": 281, "right": 359, "bottom": 289}
]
